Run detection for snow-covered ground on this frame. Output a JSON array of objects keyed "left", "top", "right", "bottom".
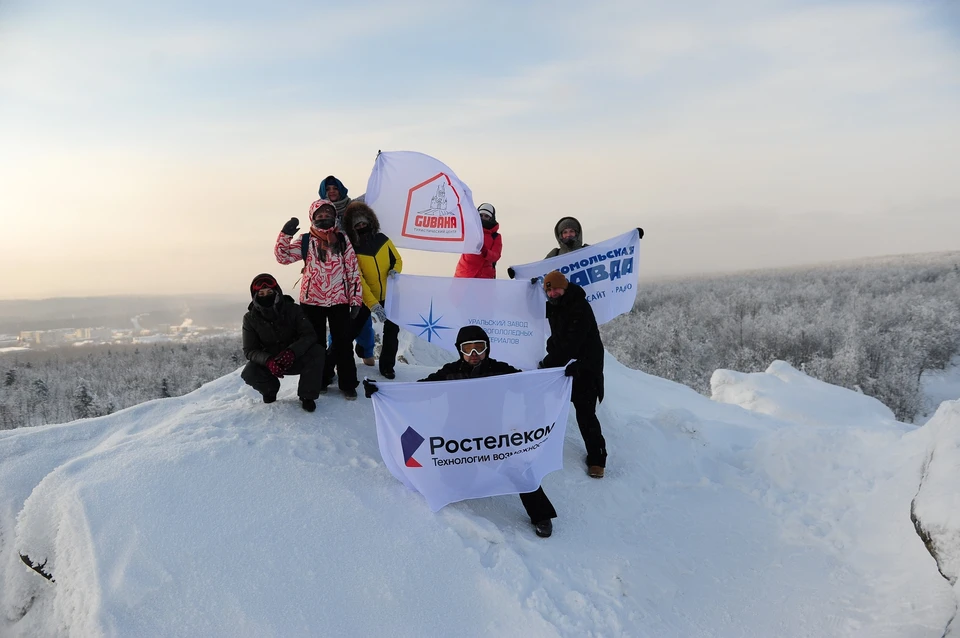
[{"left": 1, "top": 336, "right": 957, "bottom": 637}]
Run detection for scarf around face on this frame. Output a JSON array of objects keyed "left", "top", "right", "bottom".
[{"left": 308, "top": 226, "right": 341, "bottom": 261}]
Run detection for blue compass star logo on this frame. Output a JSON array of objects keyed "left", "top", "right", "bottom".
[{"left": 409, "top": 299, "right": 452, "bottom": 343}]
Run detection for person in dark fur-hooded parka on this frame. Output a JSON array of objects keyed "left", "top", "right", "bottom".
[
  {"left": 334, "top": 201, "right": 403, "bottom": 379},
  {"left": 545, "top": 217, "right": 588, "bottom": 258}
]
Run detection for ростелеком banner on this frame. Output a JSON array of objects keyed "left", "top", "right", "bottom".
[
  {"left": 364, "top": 150, "right": 483, "bottom": 255},
  {"left": 371, "top": 368, "right": 572, "bottom": 512},
  {"left": 385, "top": 274, "right": 546, "bottom": 370},
  {"left": 509, "top": 229, "right": 640, "bottom": 325}
]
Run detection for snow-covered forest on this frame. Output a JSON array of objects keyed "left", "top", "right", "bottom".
[
  {"left": 0, "top": 337, "right": 242, "bottom": 430},
  {"left": 3, "top": 252, "right": 958, "bottom": 430},
  {"left": 602, "top": 252, "right": 960, "bottom": 422}
]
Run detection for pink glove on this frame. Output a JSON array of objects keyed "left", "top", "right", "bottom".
[{"left": 267, "top": 349, "right": 295, "bottom": 376}]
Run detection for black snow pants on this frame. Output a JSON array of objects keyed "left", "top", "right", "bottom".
[
  {"left": 572, "top": 376, "right": 607, "bottom": 468},
  {"left": 241, "top": 343, "right": 325, "bottom": 401}
]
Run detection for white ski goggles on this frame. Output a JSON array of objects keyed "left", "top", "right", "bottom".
[{"left": 459, "top": 341, "right": 487, "bottom": 356}]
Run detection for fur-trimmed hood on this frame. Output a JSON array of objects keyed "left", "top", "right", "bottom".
[
  {"left": 554, "top": 217, "right": 584, "bottom": 250},
  {"left": 342, "top": 201, "right": 382, "bottom": 246}
]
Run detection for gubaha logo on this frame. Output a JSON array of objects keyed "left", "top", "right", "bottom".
[
  {"left": 401, "top": 173, "right": 464, "bottom": 241},
  {"left": 401, "top": 427, "right": 425, "bottom": 468}
]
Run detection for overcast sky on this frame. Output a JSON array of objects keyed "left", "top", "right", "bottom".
[{"left": 1, "top": 0, "right": 958, "bottom": 300}]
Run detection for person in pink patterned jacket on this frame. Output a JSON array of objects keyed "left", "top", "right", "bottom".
[{"left": 275, "top": 199, "right": 364, "bottom": 400}]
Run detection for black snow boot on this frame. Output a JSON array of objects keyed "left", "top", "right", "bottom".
[{"left": 534, "top": 519, "right": 553, "bottom": 538}]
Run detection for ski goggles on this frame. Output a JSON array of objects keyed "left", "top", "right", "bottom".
[
  {"left": 459, "top": 341, "right": 487, "bottom": 356},
  {"left": 252, "top": 278, "right": 278, "bottom": 292}
]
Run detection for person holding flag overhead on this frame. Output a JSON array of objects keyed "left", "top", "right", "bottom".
[{"left": 275, "top": 200, "right": 364, "bottom": 400}]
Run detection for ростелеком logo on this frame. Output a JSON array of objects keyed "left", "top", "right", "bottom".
[{"left": 401, "top": 426, "right": 425, "bottom": 468}]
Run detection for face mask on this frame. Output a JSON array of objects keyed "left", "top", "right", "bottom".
[
  {"left": 561, "top": 235, "right": 577, "bottom": 247},
  {"left": 313, "top": 218, "right": 335, "bottom": 230},
  {"left": 481, "top": 217, "right": 496, "bottom": 230},
  {"left": 255, "top": 290, "right": 277, "bottom": 307}
]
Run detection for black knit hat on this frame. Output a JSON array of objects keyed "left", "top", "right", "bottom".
[
  {"left": 455, "top": 325, "right": 490, "bottom": 355},
  {"left": 250, "top": 273, "right": 282, "bottom": 299}
]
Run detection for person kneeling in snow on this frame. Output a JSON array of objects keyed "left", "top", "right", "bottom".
[
  {"left": 241, "top": 274, "right": 325, "bottom": 412},
  {"left": 363, "top": 325, "right": 558, "bottom": 538}
]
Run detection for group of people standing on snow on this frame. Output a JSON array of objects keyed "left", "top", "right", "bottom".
[{"left": 240, "top": 173, "right": 640, "bottom": 538}]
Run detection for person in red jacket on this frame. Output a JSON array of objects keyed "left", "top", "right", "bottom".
[{"left": 454, "top": 203, "right": 502, "bottom": 279}]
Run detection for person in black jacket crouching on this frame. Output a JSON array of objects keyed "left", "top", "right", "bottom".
[
  {"left": 241, "top": 273, "right": 325, "bottom": 412},
  {"left": 364, "top": 325, "right": 558, "bottom": 538}
]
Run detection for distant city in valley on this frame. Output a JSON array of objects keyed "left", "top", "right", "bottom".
[
  {"left": 0, "top": 295, "right": 244, "bottom": 353},
  {"left": 3, "top": 322, "right": 238, "bottom": 352}
]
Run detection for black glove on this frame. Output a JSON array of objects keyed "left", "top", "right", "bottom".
[
  {"left": 530, "top": 277, "right": 539, "bottom": 285},
  {"left": 282, "top": 217, "right": 300, "bottom": 236},
  {"left": 350, "top": 306, "right": 360, "bottom": 320},
  {"left": 637, "top": 227, "right": 644, "bottom": 239},
  {"left": 507, "top": 267, "right": 516, "bottom": 279},
  {"left": 564, "top": 362, "right": 579, "bottom": 378},
  {"left": 363, "top": 379, "right": 379, "bottom": 398}
]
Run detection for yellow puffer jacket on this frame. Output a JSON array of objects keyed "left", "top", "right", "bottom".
[
  {"left": 355, "top": 233, "right": 403, "bottom": 308},
  {"left": 342, "top": 201, "right": 403, "bottom": 309}
]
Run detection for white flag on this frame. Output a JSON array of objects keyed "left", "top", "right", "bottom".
[
  {"left": 385, "top": 274, "right": 546, "bottom": 370},
  {"left": 372, "top": 369, "right": 572, "bottom": 512},
  {"left": 364, "top": 151, "right": 483, "bottom": 254},
  {"left": 509, "top": 229, "right": 641, "bottom": 325}
]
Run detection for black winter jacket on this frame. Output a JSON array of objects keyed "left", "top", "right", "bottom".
[
  {"left": 419, "top": 357, "right": 520, "bottom": 382},
  {"left": 242, "top": 295, "right": 317, "bottom": 366},
  {"left": 541, "top": 283, "right": 605, "bottom": 400}
]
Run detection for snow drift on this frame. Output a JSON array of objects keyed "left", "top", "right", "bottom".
[{"left": 1, "top": 346, "right": 957, "bottom": 637}]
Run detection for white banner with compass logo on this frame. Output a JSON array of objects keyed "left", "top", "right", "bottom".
[{"left": 384, "top": 274, "right": 547, "bottom": 370}]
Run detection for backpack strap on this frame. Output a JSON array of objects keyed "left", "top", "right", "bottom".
[
  {"left": 300, "top": 233, "right": 311, "bottom": 264},
  {"left": 337, "top": 231, "right": 355, "bottom": 304}
]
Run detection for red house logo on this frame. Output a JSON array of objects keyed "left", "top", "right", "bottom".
[{"left": 401, "top": 173, "right": 465, "bottom": 242}]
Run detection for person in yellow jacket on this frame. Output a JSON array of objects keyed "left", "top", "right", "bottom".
[{"left": 335, "top": 201, "right": 403, "bottom": 380}]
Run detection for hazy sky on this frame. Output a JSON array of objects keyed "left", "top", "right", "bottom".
[{"left": 2, "top": 0, "right": 959, "bottom": 300}]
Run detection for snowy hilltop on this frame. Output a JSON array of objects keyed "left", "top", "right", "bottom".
[{"left": 1, "top": 339, "right": 958, "bottom": 637}]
